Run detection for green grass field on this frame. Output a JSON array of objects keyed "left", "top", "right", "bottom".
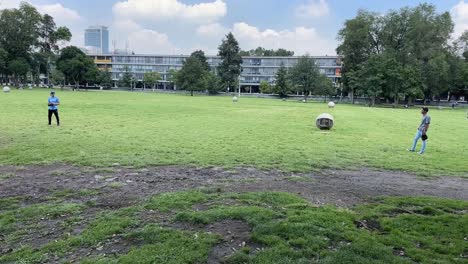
[
  {"left": 1, "top": 89, "right": 467, "bottom": 263},
  {"left": 1, "top": 190, "right": 467, "bottom": 263},
  {"left": 0, "top": 89, "right": 466, "bottom": 176}
]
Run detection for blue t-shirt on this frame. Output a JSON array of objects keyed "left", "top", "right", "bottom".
[
  {"left": 48, "top": 96, "right": 60, "bottom": 110},
  {"left": 418, "top": 115, "right": 431, "bottom": 131}
]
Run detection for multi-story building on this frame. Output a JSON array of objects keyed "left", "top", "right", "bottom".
[
  {"left": 85, "top": 26, "right": 109, "bottom": 54},
  {"left": 90, "top": 54, "right": 342, "bottom": 91}
]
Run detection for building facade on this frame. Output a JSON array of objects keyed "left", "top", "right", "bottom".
[
  {"left": 90, "top": 54, "right": 342, "bottom": 91},
  {"left": 85, "top": 26, "right": 109, "bottom": 54}
]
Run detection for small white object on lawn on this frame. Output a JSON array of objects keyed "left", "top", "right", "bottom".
[
  {"left": 232, "top": 96, "right": 238, "bottom": 102},
  {"left": 3, "top": 86, "right": 10, "bottom": 93},
  {"left": 328, "top": 101, "right": 336, "bottom": 108}
]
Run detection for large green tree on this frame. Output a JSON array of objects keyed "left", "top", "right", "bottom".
[
  {"left": 38, "top": 14, "right": 72, "bottom": 84},
  {"left": 218, "top": 32, "right": 243, "bottom": 93},
  {"left": 315, "top": 74, "right": 336, "bottom": 100},
  {"left": 56, "top": 46, "right": 98, "bottom": 89},
  {"left": 8, "top": 58, "right": 30, "bottom": 86},
  {"left": 337, "top": 3, "right": 455, "bottom": 103},
  {"left": 0, "top": 2, "right": 72, "bottom": 85},
  {"left": 259, "top": 80, "right": 272, "bottom": 94},
  {"left": 38, "top": 14, "right": 72, "bottom": 54},
  {"left": 143, "top": 72, "right": 161, "bottom": 89},
  {"left": 50, "top": 68, "right": 65, "bottom": 86},
  {"left": 455, "top": 30, "right": 468, "bottom": 61},
  {"left": 190, "top": 50, "right": 210, "bottom": 71},
  {"left": 0, "top": 2, "right": 42, "bottom": 60},
  {"left": 30, "top": 52, "right": 49, "bottom": 85},
  {"left": 421, "top": 53, "right": 450, "bottom": 101},
  {"left": 288, "top": 56, "right": 322, "bottom": 102},
  {"left": 167, "top": 69, "right": 179, "bottom": 90},
  {"left": 273, "top": 63, "right": 289, "bottom": 98},
  {"left": 0, "top": 48, "right": 8, "bottom": 81},
  {"left": 175, "top": 56, "right": 206, "bottom": 96},
  {"left": 337, "top": 10, "right": 380, "bottom": 102},
  {"left": 119, "top": 66, "right": 133, "bottom": 89},
  {"left": 98, "top": 70, "right": 113, "bottom": 88},
  {"left": 204, "top": 71, "right": 222, "bottom": 95}
]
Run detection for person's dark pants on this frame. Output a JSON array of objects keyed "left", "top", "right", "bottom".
[{"left": 48, "top": 110, "right": 60, "bottom": 125}]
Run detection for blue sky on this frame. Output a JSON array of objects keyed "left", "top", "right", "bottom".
[{"left": 2, "top": 0, "right": 468, "bottom": 55}]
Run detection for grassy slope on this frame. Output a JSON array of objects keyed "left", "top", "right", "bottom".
[{"left": 0, "top": 89, "right": 467, "bottom": 176}]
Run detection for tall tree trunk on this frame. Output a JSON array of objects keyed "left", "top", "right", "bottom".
[{"left": 191, "top": 90, "right": 193, "bottom": 96}]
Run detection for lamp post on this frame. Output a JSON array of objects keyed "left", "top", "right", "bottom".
[{"left": 238, "top": 74, "right": 241, "bottom": 97}]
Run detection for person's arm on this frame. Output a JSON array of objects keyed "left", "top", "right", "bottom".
[{"left": 55, "top": 98, "right": 60, "bottom": 106}]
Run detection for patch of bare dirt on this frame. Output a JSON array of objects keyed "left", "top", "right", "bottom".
[
  {"left": 1, "top": 164, "right": 468, "bottom": 262},
  {"left": 205, "top": 220, "right": 260, "bottom": 264},
  {"left": 1, "top": 164, "right": 467, "bottom": 208},
  {"left": 168, "top": 219, "right": 258, "bottom": 263}
]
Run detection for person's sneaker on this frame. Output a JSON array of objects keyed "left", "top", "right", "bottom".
[
  {"left": 407, "top": 149, "right": 415, "bottom": 152},
  {"left": 418, "top": 152, "right": 424, "bottom": 155}
]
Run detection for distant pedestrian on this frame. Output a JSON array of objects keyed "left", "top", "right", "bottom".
[
  {"left": 48, "top": 91, "right": 60, "bottom": 126},
  {"left": 408, "top": 107, "right": 430, "bottom": 154}
]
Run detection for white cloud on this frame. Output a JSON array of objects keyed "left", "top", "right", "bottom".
[
  {"left": 232, "top": 22, "right": 336, "bottom": 55},
  {"left": 0, "top": 0, "right": 22, "bottom": 9},
  {"left": 195, "top": 22, "right": 337, "bottom": 55},
  {"left": 113, "top": 18, "right": 140, "bottom": 33},
  {"left": 452, "top": 0, "right": 468, "bottom": 38},
  {"left": 0, "top": 1, "right": 81, "bottom": 47},
  {"left": 36, "top": 3, "right": 81, "bottom": 22},
  {"left": 113, "top": 0, "right": 226, "bottom": 24},
  {"left": 128, "top": 29, "right": 179, "bottom": 54},
  {"left": 296, "top": 0, "right": 329, "bottom": 19},
  {"left": 35, "top": 3, "right": 82, "bottom": 48},
  {"left": 111, "top": 19, "right": 179, "bottom": 54},
  {"left": 196, "top": 23, "right": 227, "bottom": 37},
  {"left": 0, "top": 1, "right": 81, "bottom": 22}
]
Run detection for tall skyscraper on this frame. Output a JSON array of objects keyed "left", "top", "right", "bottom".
[{"left": 84, "top": 26, "right": 109, "bottom": 54}]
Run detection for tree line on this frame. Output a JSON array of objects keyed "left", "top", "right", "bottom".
[
  {"left": 175, "top": 33, "right": 334, "bottom": 99},
  {"left": 0, "top": 2, "right": 72, "bottom": 86},
  {"left": 239, "top": 47, "right": 295, "bottom": 57},
  {"left": 0, "top": 2, "right": 333, "bottom": 97},
  {"left": 0, "top": 2, "right": 116, "bottom": 89},
  {"left": 337, "top": 3, "right": 468, "bottom": 105},
  {"left": 4, "top": 2, "right": 467, "bottom": 103}
]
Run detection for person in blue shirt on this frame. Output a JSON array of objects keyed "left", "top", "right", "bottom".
[
  {"left": 408, "top": 107, "right": 431, "bottom": 154},
  {"left": 48, "top": 91, "right": 60, "bottom": 126}
]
